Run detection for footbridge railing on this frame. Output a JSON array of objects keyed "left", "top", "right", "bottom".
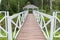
[
  {"left": 33, "top": 10, "right": 52, "bottom": 40},
  {"left": 9, "top": 10, "right": 28, "bottom": 39},
  {"left": 53, "top": 11, "right": 60, "bottom": 38},
  {"left": 33, "top": 10, "right": 55, "bottom": 40},
  {"left": 0, "top": 11, "right": 13, "bottom": 40},
  {"left": 0, "top": 10, "right": 60, "bottom": 40},
  {"left": 0, "top": 11, "right": 9, "bottom": 37},
  {"left": 0, "top": 10, "right": 28, "bottom": 40}
]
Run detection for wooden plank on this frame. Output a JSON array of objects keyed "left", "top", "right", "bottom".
[{"left": 16, "top": 14, "right": 46, "bottom": 40}]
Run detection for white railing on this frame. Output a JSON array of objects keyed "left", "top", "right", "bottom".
[
  {"left": 0, "top": 10, "right": 28, "bottom": 40},
  {"left": 33, "top": 10, "right": 60, "bottom": 40},
  {"left": 9, "top": 10, "right": 28, "bottom": 39},
  {"left": 0, "top": 11, "right": 9, "bottom": 37},
  {"left": 53, "top": 11, "right": 60, "bottom": 38},
  {"left": 1, "top": 10, "right": 60, "bottom": 40},
  {"left": 33, "top": 10, "right": 54, "bottom": 40}
]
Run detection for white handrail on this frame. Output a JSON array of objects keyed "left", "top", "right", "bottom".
[
  {"left": 33, "top": 10, "right": 60, "bottom": 40},
  {"left": 9, "top": 10, "right": 28, "bottom": 39},
  {"left": 10, "top": 11, "right": 28, "bottom": 19},
  {"left": 33, "top": 10, "right": 51, "bottom": 19},
  {"left": 0, "top": 11, "right": 9, "bottom": 37},
  {"left": 0, "top": 10, "right": 28, "bottom": 40},
  {"left": 1, "top": 10, "right": 60, "bottom": 40},
  {"left": 33, "top": 10, "right": 53, "bottom": 40},
  {"left": 53, "top": 11, "right": 60, "bottom": 38},
  {"left": 10, "top": 12, "right": 24, "bottom": 19}
]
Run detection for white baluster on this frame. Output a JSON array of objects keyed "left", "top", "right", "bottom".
[
  {"left": 7, "top": 12, "right": 12, "bottom": 40},
  {"left": 50, "top": 16, "right": 54, "bottom": 40}
]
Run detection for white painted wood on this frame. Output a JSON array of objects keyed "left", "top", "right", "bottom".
[
  {"left": 7, "top": 12, "right": 12, "bottom": 40},
  {"left": 34, "top": 10, "right": 51, "bottom": 18},
  {"left": 33, "top": 10, "right": 52, "bottom": 40},
  {"left": 52, "top": 11, "right": 60, "bottom": 39},
  {"left": 0, "top": 11, "right": 8, "bottom": 37},
  {"left": 33, "top": 10, "right": 60, "bottom": 40},
  {"left": 9, "top": 11, "right": 28, "bottom": 39},
  {"left": 50, "top": 16, "right": 54, "bottom": 40},
  {"left": 0, "top": 10, "right": 60, "bottom": 40}
]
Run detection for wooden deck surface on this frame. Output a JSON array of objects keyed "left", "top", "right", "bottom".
[{"left": 16, "top": 14, "right": 46, "bottom": 40}]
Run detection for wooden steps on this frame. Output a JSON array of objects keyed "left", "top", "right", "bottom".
[{"left": 16, "top": 14, "right": 46, "bottom": 40}]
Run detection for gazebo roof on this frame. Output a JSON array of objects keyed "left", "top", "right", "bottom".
[{"left": 23, "top": 4, "right": 38, "bottom": 9}]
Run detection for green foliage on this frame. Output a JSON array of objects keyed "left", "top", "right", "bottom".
[
  {"left": 0, "top": 0, "right": 28, "bottom": 15},
  {"left": 0, "top": 38, "right": 8, "bottom": 40},
  {"left": 0, "top": 0, "right": 60, "bottom": 15}
]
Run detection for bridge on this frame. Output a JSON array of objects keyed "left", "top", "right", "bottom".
[{"left": 0, "top": 10, "right": 60, "bottom": 40}]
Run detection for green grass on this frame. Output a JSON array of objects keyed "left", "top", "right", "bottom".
[
  {"left": 0, "top": 37, "right": 15, "bottom": 40},
  {"left": 0, "top": 37, "right": 8, "bottom": 40},
  {"left": 54, "top": 38, "right": 60, "bottom": 40}
]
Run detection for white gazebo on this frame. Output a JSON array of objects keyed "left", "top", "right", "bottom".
[{"left": 23, "top": 4, "right": 39, "bottom": 10}]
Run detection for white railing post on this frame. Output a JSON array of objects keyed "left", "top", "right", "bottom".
[
  {"left": 7, "top": 12, "right": 12, "bottom": 40},
  {"left": 0, "top": 27, "right": 1, "bottom": 36},
  {"left": 5, "top": 11, "right": 8, "bottom": 36},
  {"left": 50, "top": 16, "right": 54, "bottom": 40},
  {"left": 0, "top": 12, "right": 1, "bottom": 36},
  {"left": 53, "top": 12, "right": 57, "bottom": 31},
  {"left": 40, "top": 15, "right": 43, "bottom": 29}
]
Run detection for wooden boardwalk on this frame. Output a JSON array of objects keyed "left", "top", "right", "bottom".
[{"left": 16, "top": 14, "right": 46, "bottom": 40}]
